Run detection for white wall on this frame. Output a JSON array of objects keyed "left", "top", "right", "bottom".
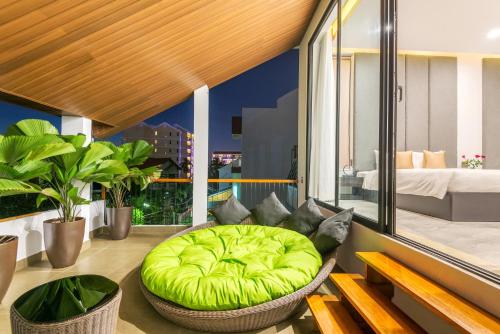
[
  {"left": 457, "top": 55, "right": 483, "bottom": 166},
  {"left": 192, "top": 85, "right": 209, "bottom": 225},
  {"left": 0, "top": 201, "right": 105, "bottom": 262}
]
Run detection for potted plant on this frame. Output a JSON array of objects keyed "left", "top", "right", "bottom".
[
  {"left": 0, "top": 119, "right": 77, "bottom": 297},
  {"left": 11, "top": 274, "right": 121, "bottom": 334},
  {"left": 0, "top": 235, "right": 18, "bottom": 303},
  {"left": 461, "top": 154, "right": 486, "bottom": 169},
  {"left": 99, "top": 141, "right": 160, "bottom": 240},
  {"left": 0, "top": 119, "right": 127, "bottom": 268}
]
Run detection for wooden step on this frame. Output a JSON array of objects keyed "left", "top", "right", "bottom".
[
  {"left": 357, "top": 252, "right": 500, "bottom": 334},
  {"left": 331, "top": 273, "right": 425, "bottom": 334},
  {"left": 306, "top": 294, "right": 363, "bottom": 334}
]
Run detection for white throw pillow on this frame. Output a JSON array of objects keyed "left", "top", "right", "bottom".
[{"left": 412, "top": 151, "right": 424, "bottom": 168}]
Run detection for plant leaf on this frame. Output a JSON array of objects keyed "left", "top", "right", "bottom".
[
  {"left": 40, "top": 187, "right": 63, "bottom": 203},
  {"left": 60, "top": 134, "right": 86, "bottom": 148},
  {"left": 15, "top": 283, "right": 50, "bottom": 321},
  {"left": 67, "top": 186, "right": 89, "bottom": 205},
  {"left": 0, "top": 163, "right": 21, "bottom": 179},
  {"left": 0, "top": 179, "right": 40, "bottom": 196},
  {"left": 79, "top": 143, "right": 113, "bottom": 169},
  {"left": 55, "top": 280, "right": 86, "bottom": 320},
  {"left": 75, "top": 278, "right": 106, "bottom": 309},
  {"left": 95, "top": 159, "right": 128, "bottom": 175},
  {"left": 127, "top": 140, "right": 153, "bottom": 166},
  {"left": 6, "top": 119, "right": 59, "bottom": 136},
  {"left": 26, "top": 142, "right": 75, "bottom": 161},
  {"left": 60, "top": 147, "right": 84, "bottom": 171},
  {"left": 14, "top": 160, "right": 52, "bottom": 181},
  {"left": 36, "top": 193, "right": 49, "bottom": 207}
]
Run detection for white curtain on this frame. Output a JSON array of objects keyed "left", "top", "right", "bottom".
[{"left": 308, "top": 30, "right": 336, "bottom": 202}]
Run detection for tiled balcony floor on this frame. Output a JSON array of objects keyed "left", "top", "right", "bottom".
[{"left": 0, "top": 229, "right": 328, "bottom": 334}]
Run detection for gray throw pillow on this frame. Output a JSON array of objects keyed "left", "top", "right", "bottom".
[
  {"left": 283, "top": 198, "right": 325, "bottom": 235},
  {"left": 313, "top": 208, "right": 354, "bottom": 255},
  {"left": 252, "top": 192, "right": 291, "bottom": 226},
  {"left": 210, "top": 196, "right": 251, "bottom": 225}
]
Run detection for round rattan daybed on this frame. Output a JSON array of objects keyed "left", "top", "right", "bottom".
[{"left": 139, "top": 218, "right": 336, "bottom": 333}]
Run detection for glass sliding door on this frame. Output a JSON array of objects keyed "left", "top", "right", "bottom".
[
  {"left": 394, "top": 0, "right": 500, "bottom": 280},
  {"left": 307, "top": 0, "right": 382, "bottom": 227},
  {"left": 337, "top": 0, "right": 381, "bottom": 221}
]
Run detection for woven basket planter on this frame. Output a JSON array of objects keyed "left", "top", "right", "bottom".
[
  {"left": 10, "top": 288, "right": 122, "bottom": 334},
  {"left": 140, "top": 220, "right": 336, "bottom": 332}
]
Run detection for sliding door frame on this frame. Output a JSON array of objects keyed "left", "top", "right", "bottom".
[{"left": 306, "top": 0, "right": 388, "bottom": 231}]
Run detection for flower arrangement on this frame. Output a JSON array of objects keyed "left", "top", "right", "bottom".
[{"left": 461, "top": 154, "right": 485, "bottom": 169}]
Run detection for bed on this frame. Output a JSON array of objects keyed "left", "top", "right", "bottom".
[{"left": 359, "top": 168, "right": 500, "bottom": 221}]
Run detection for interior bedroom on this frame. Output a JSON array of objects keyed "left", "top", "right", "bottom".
[{"left": 311, "top": 0, "right": 500, "bottom": 275}]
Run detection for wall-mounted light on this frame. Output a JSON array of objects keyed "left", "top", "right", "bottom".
[{"left": 487, "top": 28, "right": 500, "bottom": 40}]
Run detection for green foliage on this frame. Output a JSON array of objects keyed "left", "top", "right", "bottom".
[
  {"left": 128, "top": 182, "right": 193, "bottom": 225},
  {"left": 14, "top": 275, "right": 118, "bottom": 323},
  {"left": 98, "top": 140, "right": 161, "bottom": 208},
  {"left": 132, "top": 208, "right": 145, "bottom": 225},
  {"left": 0, "top": 119, "right": 128, "bottom": 222}
]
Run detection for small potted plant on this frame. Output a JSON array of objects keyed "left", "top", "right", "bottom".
[
  {"left": 99, "top": 141, "right": 160, "bottom": 240},
  {"left": 0, "top": 119, "right": 127, "bottom": 268},
  {"left": 461, "top": 154, "right": 485, "bottom": 169},
  {"left": 10, "top": 274, "right": 121, "bottom": 334}
]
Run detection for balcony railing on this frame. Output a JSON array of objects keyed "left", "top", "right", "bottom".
[
  {"left": 97, "top": 178, "right": 297, "bottom": 226},
  {"left": 207, "top": 179, "right": 298, "bottom": 214}
]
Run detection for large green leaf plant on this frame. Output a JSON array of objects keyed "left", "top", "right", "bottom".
[
  {"left": 14, "top": 275, "right": 118, "bottom": 322},
  {"left": 0, "top": 119, "right": 127, "bottom": 222},
  {"left": 99, "top": 140, "right": 161, "bottom": 208}
]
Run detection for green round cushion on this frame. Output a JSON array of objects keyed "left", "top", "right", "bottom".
[{"left": 141, "top": 225, "right": 322, "bottom": 311}]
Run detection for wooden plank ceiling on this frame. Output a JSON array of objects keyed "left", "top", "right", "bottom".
[{"left": 0, "top": 0, "right": 318, "bottom": 137}]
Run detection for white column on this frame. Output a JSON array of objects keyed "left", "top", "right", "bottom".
[
  {"left": 192, "top": 85, "right": 209, "bottom": 225},
  {"left": 61, "top": 116, "right": 93, "bottom": 240},
  {"left": 457, "top": 55, "right": 483, "bottom": 167}
]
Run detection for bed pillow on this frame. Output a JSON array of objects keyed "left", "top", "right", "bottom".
[
  {"left": 396, "top": 151, "right": 414, "bottom": 169},
  {"left": 210, "top": 196, "right": 251, "bottom": 225},
  {"left": 423, "top": 150, "right": 447, "bottom": 169},
  {"left": 252, "top": 192, "right": 291, "bottom": 226},
  {"left": 412, "top": 151, "right": 424, "bottom": 168},
  {"left": 313, "top": 208, "right": 354, "bottom": 255},
  {"left": 283, "top": 198, "right": 325, "bottom": 236}
]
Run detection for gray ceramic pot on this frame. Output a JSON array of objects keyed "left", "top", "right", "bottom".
[
  {"left": 43, "top": 218, "right": 85, "bottom": 268},
  {"left": 0, "top": 235, "right": 18, "bottom": 303},
  {"left": 106, "top": 207, "right": 132, "bottom": 240}
]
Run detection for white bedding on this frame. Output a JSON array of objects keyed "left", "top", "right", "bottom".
[{"left": 359, "top": 168, "right": 500, "bottom": 199}]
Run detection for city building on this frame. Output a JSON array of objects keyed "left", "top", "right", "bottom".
[
  {"left": 211, "top": 151, "right": 241, "bottom": 165},
  {"left": 241, "top": 89, "right": 297, "bottom": 179},
  {"left": 123, "top": 122, "right": 194, "bottom": 177}
]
